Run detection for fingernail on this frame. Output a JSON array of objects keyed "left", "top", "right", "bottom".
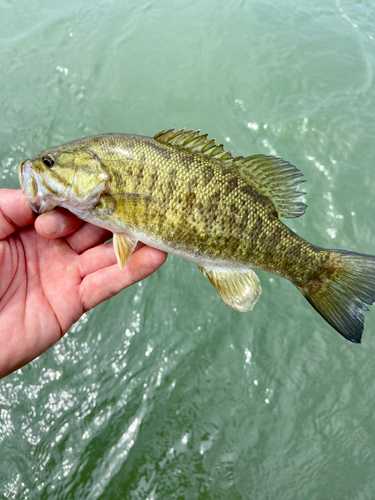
[{"left": 39, "top": 213, "right": 62, "bottom": 235}]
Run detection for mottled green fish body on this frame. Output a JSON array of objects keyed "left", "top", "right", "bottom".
[{"left": 18, "top": 129, "right": 375, "bottom": 343}]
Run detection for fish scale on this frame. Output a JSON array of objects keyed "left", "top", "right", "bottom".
[
  {"left": 18, "top": 128, "right": 375, "bottom": 343},
  {"left": 93, "top": 137, "right": 288, "bottom": 268}
]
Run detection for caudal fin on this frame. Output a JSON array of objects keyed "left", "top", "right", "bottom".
[{"left": 300, "top": 250, "right": 375, "bottom": 343}]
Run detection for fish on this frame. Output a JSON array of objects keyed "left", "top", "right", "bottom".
[{"left": 18, "top": 128, "right": 375, "bottom": 343}]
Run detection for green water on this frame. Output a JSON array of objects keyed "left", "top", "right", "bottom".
[{"left": 1, "top": 0, "right": 375, "bottom": 498}]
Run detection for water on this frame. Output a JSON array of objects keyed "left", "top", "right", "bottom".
[{"left": 1, "top": 0, "right": 375, "bottom": 498}]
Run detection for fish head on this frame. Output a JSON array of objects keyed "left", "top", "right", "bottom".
[{"left": 18, "top": 144, "right": 110, "bottom": 216}]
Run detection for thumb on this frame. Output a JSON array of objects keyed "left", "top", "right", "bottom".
[{"left": 35, "top": 208, "right": 84, "bottom": 239}]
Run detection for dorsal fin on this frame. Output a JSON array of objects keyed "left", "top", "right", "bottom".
[
  {"left": 154, "top": 129, "right": 306, "bottom": 219},
  {"left": 154, "top": 128, "right": 234, "bottom": 162},
  {"left": 234, "top": 155, "right": 306, "bottom": 219}
]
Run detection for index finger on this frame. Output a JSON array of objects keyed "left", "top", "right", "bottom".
[{"left": 0, "top": 189, "right": 35, "bottom": 240}]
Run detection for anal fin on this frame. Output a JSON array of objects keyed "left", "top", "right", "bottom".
[
  {"left": 199, "top": 266, "right": 261, "bottom": 312},
  {"left": 114, "top": 233, "right": 138, "bottom": 270}
]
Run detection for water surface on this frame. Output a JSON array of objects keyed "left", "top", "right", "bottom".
[{"left": 1, "top": 0, "right": 375, "bottom": 498}]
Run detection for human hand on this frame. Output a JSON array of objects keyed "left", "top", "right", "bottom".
[{"left": 0, "top": 189, "right": 167, "bottom": 379}]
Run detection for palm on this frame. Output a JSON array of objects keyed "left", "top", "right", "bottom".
[
  {"left": 2, "top": 226, "right": 101, "bottom": 342},
  {"left": 0, "top": 189, "right": 167, "bottom": 378}
]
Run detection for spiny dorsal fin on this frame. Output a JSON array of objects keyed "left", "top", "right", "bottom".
[
  {"left": 154, "top": 129, "right": 306, "bottom": 219},
  {"left": 154, "top": 129, "right": 234, "bottom": 162},
  {"left": 234, "top": 155, "right": 306, "bottom": 219}
]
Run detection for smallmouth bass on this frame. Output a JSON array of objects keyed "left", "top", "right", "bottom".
[{"left": 18, "top": 128, "right": 375, "bottom": 343}]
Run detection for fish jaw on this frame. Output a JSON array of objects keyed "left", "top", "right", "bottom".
[
  {"left": 18, "top": 159, "right": 60, "bottom": 214},
  {"left": 18, "top": 158, "right": 108, "bottom": 217}
]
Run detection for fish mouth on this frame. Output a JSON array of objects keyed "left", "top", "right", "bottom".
[
  {"left": 18, "top": 159, "right": 59, "bottom": 214},
  {"left": 18, "top": 159, "right": 32, "bottom": 191},
  {"left": 27, "top": 199, "right": 45, "bottom": 214}
]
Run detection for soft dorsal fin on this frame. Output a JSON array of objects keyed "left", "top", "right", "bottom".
[
  {"left": 154, "top": 128, "right": 306, "bottom": 219},
  {"left": 234, "top": 155, "right": 306, "bottom": 219}
]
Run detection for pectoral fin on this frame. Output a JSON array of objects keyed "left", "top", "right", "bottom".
[
  {"left": 114, "top": 233, "right": 138, "bottom": 270},
  {"left": 95, "top": 193, "right": 156, "bottom": 226},
  {"left": 199, "top": 266, "right": 261, "bottom": 312}
]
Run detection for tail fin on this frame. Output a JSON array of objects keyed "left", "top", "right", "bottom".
[{"left": 300, "top": 250, "right": 375, "bottom": 343}]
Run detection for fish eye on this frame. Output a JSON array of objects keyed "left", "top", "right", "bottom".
[{"left": 42, "top": 155, "right": 55, "bottom": 168}]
